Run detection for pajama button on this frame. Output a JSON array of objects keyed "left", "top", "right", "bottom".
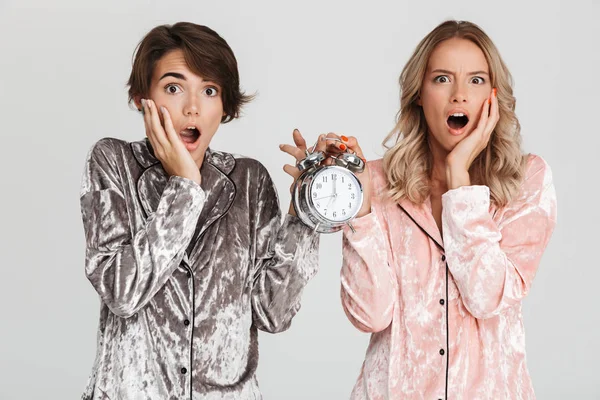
[
  {"left": 181, "top": 368, "right": 187, "bottom": 374},
  {"left": 184, "top": 319, "right": 190, "bottom": 326},
  {"left": 440, "top": 299, "right": 445, "bottom": 305},
  {"left": 439, "top": 349, "right": 445, "bottom": 355},
  {"left": 441, "top": 255, "right": 446, "bottom": 262}
]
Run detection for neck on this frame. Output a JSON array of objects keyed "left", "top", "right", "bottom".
[{"left": 427, "top": 134, "right": 449, "bottom": 189}]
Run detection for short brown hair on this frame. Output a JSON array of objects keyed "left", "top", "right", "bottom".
[{"left": 127, "top": 22, "right": 253, "bottom": 123}]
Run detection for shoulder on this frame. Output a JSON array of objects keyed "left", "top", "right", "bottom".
[
  {"left": 81, "top": 138, "right": 131, "bottom": 195},
  {"left": 85, "top": 137, "right": 130, "bottom": 163},
  {"left": 522, "top": 153, "right": 554, "bottom": 193}
]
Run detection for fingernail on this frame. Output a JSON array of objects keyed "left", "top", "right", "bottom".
[
  {"left": 493, "top": 88, "right": 497, "bottom": 96},
  {"left": 279, "top": 144, "right": 284, "bottom": 149},
  {"left": 160, "top": 106, "right": 166, "bottom": 114},
  {"left": 340, "top": 144, "right": 347, "bottom": 151},
  {"left": 341, "top": 135, "right": 348, "bottom": 142},
  {"left": 141, "top": 99, "right": 146, "bottom": 107},
  {"left": 293, "top": 128, "right": 299, "bottom": 133},
  {"left": 488, "top": 98, "right": 491, "bottom": 105}
]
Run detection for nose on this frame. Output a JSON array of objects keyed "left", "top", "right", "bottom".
[
  {"left": 451, "top": 82, "right": 468, "bottom": 103},
  {"left": 183, "top": 95, "right": 200, "bottom": 116}
]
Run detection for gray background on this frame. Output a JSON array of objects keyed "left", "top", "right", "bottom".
[{"left": 1, "top": 0, "right": 598, "bottom": 398}]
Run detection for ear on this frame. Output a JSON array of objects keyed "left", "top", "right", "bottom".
[
  {"left": 133, "top": 96, "right": 143, "bottom": 111},
  {"left": 416, "top": 94, "right": 422, "bottom": 106}
]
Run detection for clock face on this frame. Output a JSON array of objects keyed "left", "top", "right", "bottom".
[{"left": 309, "top": 167, "right": 362, "bottom": 222}]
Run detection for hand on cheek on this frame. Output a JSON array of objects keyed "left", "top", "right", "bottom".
[{"left": 446, "top": 88, "right": 499, "bottom": 189}]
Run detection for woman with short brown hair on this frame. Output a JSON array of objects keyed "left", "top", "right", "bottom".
[{"left": 80, "top": 22, "right": 319, "bottom": 399}]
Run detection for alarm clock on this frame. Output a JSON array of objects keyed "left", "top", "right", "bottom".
[{"left": 291, "top": 138, "right": 365, "bottom": 233}]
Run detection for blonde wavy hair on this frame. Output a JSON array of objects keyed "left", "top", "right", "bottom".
[{"left": 383, "top": 20, "right": 526, "bottom": 207}]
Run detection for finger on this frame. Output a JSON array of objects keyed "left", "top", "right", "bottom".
[
  {"left": 292, "top": 129, "right": 308, "bottom": 151},
  {"left": 484, "top": 88, "right": 499, "bottom": 136},
  {"left": 142, "top": 99, "right": 162, "bottom": 152},
  {"left": 160, "top": 106, "right": 183, "bottom": 147},
  {"left": 313, "top": 133, "right": 329, "bottom": 153},
  {"left": 342, "top": 136, "right": 366, "bottom": 160},
  {"left": 474, "top": 97, "right": 490, "bottom": 137},
  {"left": 328, "top": 132, "right": 348, "bottom": 152},
  {"left": 283, "top": 164, "right": 301, "bottom": 179},
  {"left": 315, "top": 132, "right": 342, "bottom": 154},
  {"left": 147, "top": 99, "right": 169, "bottom": 148},
  {"left": 279, "top": 143, "right": 306, "bottom": 161}
]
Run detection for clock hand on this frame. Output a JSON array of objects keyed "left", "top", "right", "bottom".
[
  {"left": 334, "top": 174, "right": 337, "bottom": 196},
  {"left": 314, "top": 195, "right": 335, "bottom": 201},
  {"left": 325, "top": 193, "right": 335, "bottom": 210}
]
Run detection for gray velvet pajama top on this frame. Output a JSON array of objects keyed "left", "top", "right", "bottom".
[{"left": 79, "top": 138, "right": 319, "bottom": 399}]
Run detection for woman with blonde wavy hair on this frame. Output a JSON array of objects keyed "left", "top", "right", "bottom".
[{"left": 328, "top": 20, "right": 557, "bottom": 399}]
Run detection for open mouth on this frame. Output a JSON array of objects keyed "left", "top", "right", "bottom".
[
  {"left": 447, "top": 113, "right": 469, "bottom": 130},
  {"left": 179, "top": 126, "right": 201, "bottom": 144}
]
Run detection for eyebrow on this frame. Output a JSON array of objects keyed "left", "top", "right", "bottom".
[
  {"left": 159, "top": 72, "right": 187, "bottom": 81},
  {"left": 431, "top": 69, "right": 489, "bottom": 76}
]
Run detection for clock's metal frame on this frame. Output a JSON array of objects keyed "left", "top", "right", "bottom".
[{"left": 292, "top": 165, "right": 364, "bottom": 234}]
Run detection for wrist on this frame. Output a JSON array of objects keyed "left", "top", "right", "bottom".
[
  {"left": 288, "top": 202, "right": 297, "bottom": 217},
  {"left": 445, "top": 164, "right": 470, "bottom": 190}
]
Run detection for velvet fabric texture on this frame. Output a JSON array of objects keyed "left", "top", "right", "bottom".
[
  {"left": 341, "top": 155, "right": 556, "bottom": 400},
  {"left": 80, "top": 138, "right": 319, "bottom": 399}
]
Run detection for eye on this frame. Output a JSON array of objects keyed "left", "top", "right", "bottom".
[
  {"left": 164, "top": 84, "right": 182, "bottom": 95},
  {"left": 204, "top": 86, "right": 219, "bottom": 97},
  {"left": 434, "top": 75, "right": 450, "bottom": 84},
  {"left": 470, "top": 76, "right": 485, "bottom": 84}
]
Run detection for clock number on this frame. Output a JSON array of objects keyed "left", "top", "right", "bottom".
[
  {"left": 316, "top": 203, "right": 320, "bottom": 208},
  {"left": 332, "top": 174, "right": 337, "bottom": 181},
  {"left": 349, "top": 202, "right": 352, "bottom": 209},
  {"left": 312, "top": 192, "right": 317, "bottom": 198},
  {"left": 316, "top": 183, "right": 322, "bottom": 189},
  {"left": 351, "top": 193, "right": 356, "bottom": 200},
  {"left": 323, "top": 176, "right": 328, "bottom": 183},
  {"left": 342, "top": 177, "right": 345, "bottom": 183},
  {"left": 348, "top": 183, "right": 352, "bottom": 190},
  {"left": 342, "top": 209, "right": 346, "bottom": 216},
  {"left": 333, "top": 211, "right": 337, "bottom": 218}
]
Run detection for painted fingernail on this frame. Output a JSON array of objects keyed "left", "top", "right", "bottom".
[
  {"left": 493, "top": 88, "right": 497, "bottom": 96},
  {"left": 340, "top": 144, "right": 347, "bottom": 151},
  {"left": 488, "top": 98, "right": 491, "bottom": 105},
  {"left": 341, "top": 135, "right": 348, "bottom": 142}
]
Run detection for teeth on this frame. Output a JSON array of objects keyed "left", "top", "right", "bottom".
[
  {"left": 451, "top": 113, "right": 465, "bottom": 117},
  {"left": 187, "top": 126, "right": 196, "bottom": 130}
]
